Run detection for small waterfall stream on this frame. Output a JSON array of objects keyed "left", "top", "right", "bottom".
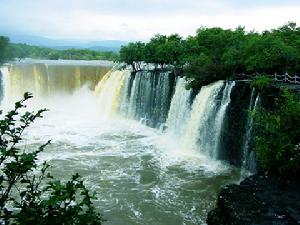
[
  {"left": 179, "top": 81, "right": 236, "bottom": 158},
  {"left": 241, "top": 90, "right": 260, "bottom": 173},
  {"left": 165, "top": 77, "right": 192, "bottom": 137},
  {"left": 213, "top": 81, "right": 236, "bottom": 158},
  {"left": 180, "top": 81, "right": 224, "bottom": 155}
]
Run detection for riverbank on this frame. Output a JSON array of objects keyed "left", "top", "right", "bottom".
[{"left": 207, "top": 174, "right": 300, "bottom": 225}]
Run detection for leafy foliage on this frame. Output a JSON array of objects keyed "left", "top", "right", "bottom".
[
  {"left": 250, "top": 75, "right": 273, "bottom": 92},
  {"left": 119, "top": 42, "right": 145, "bottom": 71},
  {"left": 119, "top": 34, "right": 184, "bottom": 71},
  {"left": 253, "top": 90, "right": 300, "bottom": 178},
  {"left": 0, "top": 93, "right": 103, "bottom": 225}
]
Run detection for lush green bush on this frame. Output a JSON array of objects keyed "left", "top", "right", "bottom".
[
  {"left": 250, "top": 75, "right": 273, "bottom": 92},
  {"left": 253, "top": 90, "right": 300, "bottom": 178},
  {"left": 0, "top": 93, "right": 104, "bottom": 225}
]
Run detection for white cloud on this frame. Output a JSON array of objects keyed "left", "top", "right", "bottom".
[{"left": 0, "top": 0, "right": 299, "bottom": 40}]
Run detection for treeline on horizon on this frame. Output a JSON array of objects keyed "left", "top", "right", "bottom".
[
  {"left": 119, "top": 22, "right": 300, "bottom": 89},
  {"left": 0, "top": 38, "right": 119, "bottom": 62}
]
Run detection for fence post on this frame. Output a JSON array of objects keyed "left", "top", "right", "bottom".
[
  {"left": 274, "top": 72, "right": 277, "bottom": 81},
  {"left": 284, "top": 72, "right": 288, "bottom": 82}
]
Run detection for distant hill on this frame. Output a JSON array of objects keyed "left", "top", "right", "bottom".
[{"left": 0, "top": 33, "right": 127, "bottom": 52}]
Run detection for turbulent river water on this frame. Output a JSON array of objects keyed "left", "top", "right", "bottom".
[{"left": 0, "top": 60, "right": 241, "bottom": 225}]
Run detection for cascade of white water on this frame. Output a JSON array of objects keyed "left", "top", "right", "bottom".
[
  {"left": 95, "top": 70, "right": 131, "bottom": 116},
  {"left": 178, "top": 81, "right": 235, "bottom": 158},
  {"left": 1, "top": 62, "right": 111, "bottom": 103},
  {"left": 165, "top": 77, "right": 192, "bottom": 137},
  {"left": 0, "top": 67, "right": 5, "bottom": 103},
  {"left": 118, "top": 73, "right": 133, "bottom": 116},
  {"left": 122, "top": 71, "right": 172, "bottom": 128},
  {"left": 180, "top": 81, "right": 224, "bottom": 154},
  {"left": 213, "top": 81, "right": 236, "bottom": 158},
  {"left": 242, "top": 90, "right": 260, "bottom": 173},
  {"left": 0, "top": 66, "right": 12, "bottom": 105},
  {"left": 127, "top": 74, "right": 138, "bottom": 119}
]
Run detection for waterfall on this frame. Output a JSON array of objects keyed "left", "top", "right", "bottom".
[
  {"left": 96, "top": 72, "right": 237, "bottom": 162},
  {"left": 179, "top": 81, "right": 229, "bottom": 158},
  {"left": 121, "top": 71, "right": 174, "bottom": 128},
  {"left": 94, "top": 69, "right": 174, "bottom": 128},
  {"left": 2, "top": 62, "right": 253, "bottom": 168},
  {"left": 214, "top": 81, "right": 236, "bottom": 157},
  {"left": 0, "top": 66, "right": 12, "bottom": 104},
  {"left": 165, "top": 77, "right": 192, "bottom": 137},
  {"left": 177, "top": 81, "right": 236, "bottom": 158},
  {"left": 241, "top": 90, "right": 260, "bottom": 173},
  {"left": 1, "top": 62, "right": 111, "bottom": 102},
  {"left": 0, "top": 67, "right": 9, "bottom": 102},
  {"left": 95, "top": 70, "right": 131, "bottom": 116}
]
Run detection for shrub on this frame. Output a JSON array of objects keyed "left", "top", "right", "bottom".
[
  {"left": 250, "top": 75, "right": 273, "bottom": 92},
  {"left": 253, "top": 89, "right": 300, "bottom": 178},
  {"left": 0, "top": 93, "right": 104, "bottom": 225}
]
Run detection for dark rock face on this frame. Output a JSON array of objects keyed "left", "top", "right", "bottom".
[
  {"left": 207, "top": 175, "right": 300, "bottom": 225},
  {"left": 219, "top": 81, "right": 252, "bottom": 166}
]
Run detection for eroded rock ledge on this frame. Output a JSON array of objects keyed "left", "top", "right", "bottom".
[{"left": 207, "top": 175, "right": 300, "bottom": 225}]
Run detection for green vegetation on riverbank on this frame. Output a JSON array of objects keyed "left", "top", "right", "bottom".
[
  {"left": 0, "top": 38, "right": 119, "bottom": 62},
  {"left": 120, "top": 22, "right": 300, "bottom": 89},
  {"left": 252, "top": 88, "right": 300, "bottom": 178}
]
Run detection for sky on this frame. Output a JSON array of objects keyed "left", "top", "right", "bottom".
[{"left": 0, "top": 0, "right": 300, "bottom": 41}]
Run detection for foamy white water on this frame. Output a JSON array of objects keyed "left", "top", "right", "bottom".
[{"left": 0, "top": 62, "right": 241, "bottom": 225}]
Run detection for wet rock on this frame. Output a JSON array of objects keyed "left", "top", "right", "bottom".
[
  {"left": 207, "top": 175, "right": 300, "bottom": 225},
  {"left": 219, "top": 81, "right": 252, "bottom": 166}
]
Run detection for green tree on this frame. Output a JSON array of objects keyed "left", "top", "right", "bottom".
[
  {"left": 184, "top": 53, "right": 215, "bottom": 89},
  {"left": 184, "top": 27, "right": 244, "bottom": 89},
  {"left": 144, "top": 34, "right": 168, "bottom": 68},
  {"left": 272, "top": 22, "right": 300, "bottom": 73},
  {"left": 164, "top": 34, "right": 184, "bottom": 67},
  {"left": 222, "top": 26, "right": 246, "bottom": 74},
  {"left": 119, "top": 42, "right": 145, "bottom": 71},
  {"left": 243, "top": 34, "right": 296, "bottom": 73}
]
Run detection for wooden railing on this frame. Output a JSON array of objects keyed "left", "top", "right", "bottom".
[{"left": 237, "top": 73, "right": 300, "bottom": 85}]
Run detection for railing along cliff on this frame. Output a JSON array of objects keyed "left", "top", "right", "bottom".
[{"left": 237, "top": 73, "right": 300, "bottom": 85}]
